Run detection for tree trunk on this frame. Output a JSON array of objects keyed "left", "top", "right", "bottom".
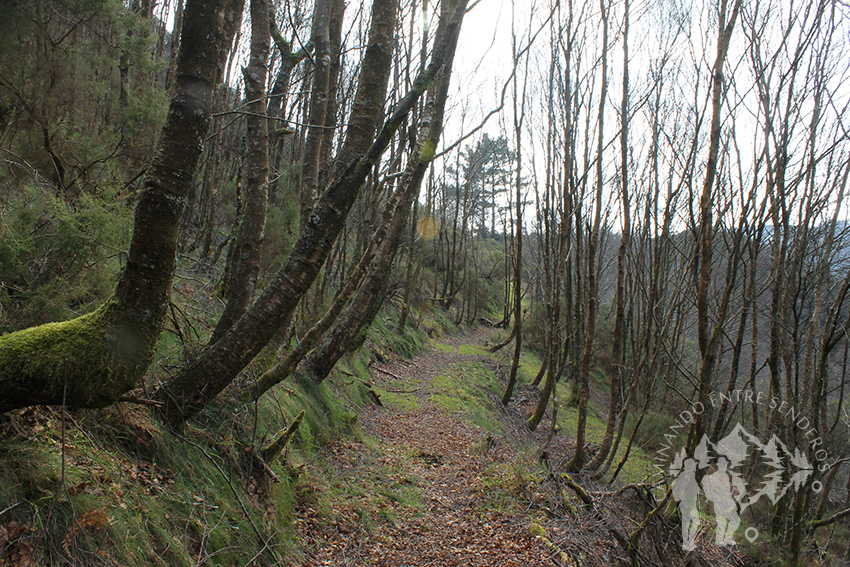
[
  {"left": 153, "top": 0, "right": 468, "bottom": 427},
  {"left": 690, "top": 0, "right": 742, "bottom": 449},
  {"left": 0, "top": 0, "right": 243, "bottom": 413},
  {"left": 303, "top": 0, "right": 465, "bottom": 385},
  {"left": 298, "top": 0, "right": 333, "bottom": 229},
  {"left": 250, "top": 163, "right": 420, "bottom": 398},
  {"left": 210, "top": 0, "right": 271, "bottom": 343},
  {"left": 501, "top": 189, "right": 522, "bottom": 404},
  {"left": 566, "top": 0, "right": 608, "bottom": 473},
  {"left": 267, "top": 16, "right": 308, "bottom": 204},
  {"left": 501, "top": 6, "right": 531, "bottom": 406},
  {"left": 588, "top": 0, "right": 629, "bottom": 472}
]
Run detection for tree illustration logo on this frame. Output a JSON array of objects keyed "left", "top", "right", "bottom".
[{"left": 665, "top": 421, "right": 820, "bottom": 550}]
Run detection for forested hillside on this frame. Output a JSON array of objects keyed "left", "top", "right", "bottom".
[{"left": 1, "top": 0, "right": 850, "bottom": 565}]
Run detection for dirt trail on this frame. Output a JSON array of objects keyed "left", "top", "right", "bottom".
[{"left": 296, "top": 329, "right": 558, "bottom": 566}]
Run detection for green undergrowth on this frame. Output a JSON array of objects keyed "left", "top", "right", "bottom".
[
  {"left": 431, "top": 361, "right": 505, "bottom": 434},
  {"left": 478, "top": 450, "right": 548, "bottom": 514},
  {"left": 424, "top": 349, "right": 552, "bottom": 516},
  {"left": 555, "top": 381, "right": 656, "bottom": 485},
  {"left": 373, "top": 374, "right": 422, "bottom": 413},
  {"left": 430, "top": 340, "right": 455, "bottom": 353},
  {"left": 0, "top": 328, "right": 399, "bottom": 566},
  {"left": 1, "top": 406, "right": 289, "bottom": 566},
  {"left": 296, "top": 437, "right": 423, "bottom": 534},
  {"left": 457, "top": 343, "right": 488, "bottom": 356},
  {"left": 367, "top": 314, "right": 428, "bottom": 360},
  {"left": 420, "top": 307, "right": 458, "bottom": 339},
  {"left": 518, "top": 351, "right": 543, "bottom": 383}
]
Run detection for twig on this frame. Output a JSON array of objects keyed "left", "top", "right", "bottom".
[
  {"left": 628, "top": 488, "right": 671, "bottom": 566},
  {"left": 374, "top": 366, "right": 404, "bottom": 381},
  {"left": 560, "top": 473, "right": 594, "bottom": 507},
  {"left": 0, "top": 502, "right": 23, "bottom": 518},
  {"left": 536, "top": 531, "right": 573, "bottom": 565},
  {"left": 169, "top": 302, "right": 186, "bottom": 345},
  {"left": 117, "top": 396, "right": 164, "bottom": 407},
  {"left": 248, "top": 450, "right": 281, "bottom": 483},
  {"left": 811, "top": 506, "right": 850, "bottom": 529}
]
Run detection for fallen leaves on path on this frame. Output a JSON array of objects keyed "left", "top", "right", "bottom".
[{"left": 296, "top": 329, "right": 557, "bottom": 566}]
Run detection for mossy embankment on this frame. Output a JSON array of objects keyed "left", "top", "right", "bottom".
[
  {"left": 0, "top": 313, "right": 737, "bottom": 567},
  {"left": 0, "top": 305, "right": 439, "bottom": 566}
]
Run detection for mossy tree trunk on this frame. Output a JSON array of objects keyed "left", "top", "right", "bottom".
[
  {"left": 156, "top": 0, "right": 458, "bottom": 427},
  {"left": 0, "top": 0, "right": 242, "bottom": 413},
  {"left": 251, "top": 174, "right": 408, "bottom": 398}
]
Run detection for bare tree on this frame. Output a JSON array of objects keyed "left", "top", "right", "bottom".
[
  {"left": 587, "top": 0, "right": 630, "bottom": 472},
  {"left": 501, "top": 0, "right": 531, "bottom": 406},
  {"left": 689, "top": 0, "right": 742, "bottom": 450},
  {"left": 210, "top": 0, "right": 272, "bottom": 343},
  {"left": 566, "top": 0, "right": 609, "bottom": 473},
  {"left": 154, "top": 0, "right": 470, "bottom": 427}
]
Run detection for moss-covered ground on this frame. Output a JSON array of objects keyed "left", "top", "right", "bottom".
[{"left": 0, "top": 308, "right": 732, "bottom": 567}]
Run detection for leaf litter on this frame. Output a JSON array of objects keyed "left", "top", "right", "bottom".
[{"left": 295, "top": 329, "right": 557, "bottom": 566}]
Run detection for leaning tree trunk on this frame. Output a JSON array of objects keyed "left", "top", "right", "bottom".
[
  {"left": 154, "top": 0, "right": 469, "bottom": 428},
  {"left": 249, "top": 165, "right": 414, "bottom": 399},
  {"left": 302, "top": 29, "right": 461, "bottom": 385},
  {"left": 0, "top": 0, "right": 242, "bottom": 413}
]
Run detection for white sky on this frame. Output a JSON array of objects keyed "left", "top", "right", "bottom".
[{"left": 152, "top": 0, "right": 850, "bottom": 227}]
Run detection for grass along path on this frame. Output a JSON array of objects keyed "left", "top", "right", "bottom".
[{"left": 294, "top": 328, "right": 557, "bottom": 566}]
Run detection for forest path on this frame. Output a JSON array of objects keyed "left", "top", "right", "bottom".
[{"left": 295, "top": 328, "right": 558, "bottom": 566}]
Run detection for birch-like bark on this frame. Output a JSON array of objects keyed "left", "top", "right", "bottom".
[{"left": 211, "top": 0, "right": 271, "bottom": 343}]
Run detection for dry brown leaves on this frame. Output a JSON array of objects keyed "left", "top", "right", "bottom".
[
  {"left": 0, "top": 522, "right": 34, "bottom": 567},
  {"left": 295, "top": 330, "right": 556, "bottom": 566},
  {"left": 60, "top": 508, "right": 109, "bottom": 554}
]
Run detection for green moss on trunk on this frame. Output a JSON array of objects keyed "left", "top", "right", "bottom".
[{"left": 0, "top": 303, "right": 154, "bottom": 411}]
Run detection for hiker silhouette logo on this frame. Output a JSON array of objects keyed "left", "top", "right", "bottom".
[{"left": 665, "top": 422, "right": 819, "bottom": 549}]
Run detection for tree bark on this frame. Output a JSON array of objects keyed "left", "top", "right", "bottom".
[
  {"left": 210, "top": 0, "right": 271, "bottom": 343},
  {"left": 0, "top": 0, "right": 243, "bottom": 413},
  {"left": 298, "top": 0, "right": 333, "bottom": 229},
  {"left": 302, "top": 0, "right": 466, "bottom": 386},
  {"left": 690, "top": 0, "right": 742, "bottom": 449},
  {"left": 588, "top": 0, "right": 629, "bottom": 472},
  {"left": 153, "top": 0, "right": 468, "bottom": 427},
  {"left": 501, "top": 12, "right": 526, "bottom": 406},
  {"left": 566, "top": 0, "right": 608, "bottom": 473},
  {"left": 250, "top": 168, "right": 413, "bottom": 398},
  {"left": 266, "top": 19, "right": 309, "bottom": 204}
]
